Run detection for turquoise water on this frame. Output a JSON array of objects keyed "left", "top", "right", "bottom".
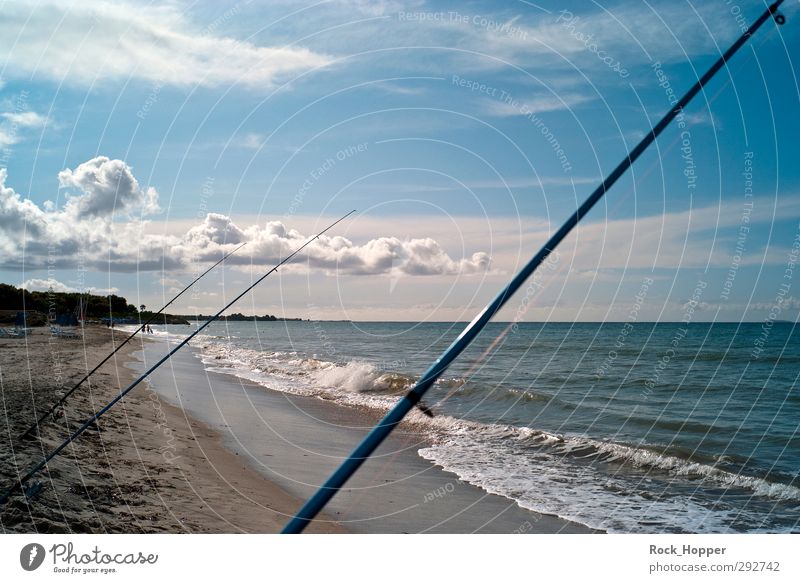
[{"left": 152, "top": 320, "right": 800, "bottom": 533}]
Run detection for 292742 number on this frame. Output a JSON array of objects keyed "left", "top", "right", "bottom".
[{"left": 736, "top": 561, "right": 780, "bottom": 572}]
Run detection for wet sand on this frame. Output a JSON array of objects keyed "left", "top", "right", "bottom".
[
  {"left": 135, "top": 336, "right": 597, "bottom": 533},
  {"left": 0, "top": 326, "right": 596, "bottom": 533},
  {"left": 0, "top": 326, "right": 342, "bottom": 533}
]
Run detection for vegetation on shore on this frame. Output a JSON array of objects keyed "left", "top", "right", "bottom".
[
  {"left": 176, "top": 313, "right": 303, "bottom": 322},
  {"left": 0, "top": 284, "right": 303, "bottom": 325},
  {"left": 0, "top": 283, "right": 189, "bottom": 325}
]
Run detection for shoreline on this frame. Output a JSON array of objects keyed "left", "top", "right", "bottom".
[
  {"left": 0, "top": 326, "right": 342, "bottom": 533},
  {"left": 132, "top": 334, "right": 598, "bottom": 533},
  {"left": 1, "top": 325, "right": 597, "bottom": 533}
]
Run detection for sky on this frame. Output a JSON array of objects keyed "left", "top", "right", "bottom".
[{"left": 0, "top": 0, "right": 798, "bottom": 322}]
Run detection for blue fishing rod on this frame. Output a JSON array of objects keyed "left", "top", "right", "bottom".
[
  {"left": 18, "top": 242, "right": 247, "bottom": 441},
  {"left": 0, "top": 211, "right": 355, "bottom": 505},
  {"left": 283, "top": 1, "right": 786, "bottom": 533}
]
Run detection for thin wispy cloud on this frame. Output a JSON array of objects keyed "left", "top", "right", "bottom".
[
  {"left": 230, "top": 133, "right": 266, "bottom": 150},
  {"left": 472, "top": 2, "right": 748, "bottom": 67},
  {"left": 1, "top": 111, "right": 47, "bottom": 128},
  {"left": 363, "top": 176, "right": 600, "bottom": 195},
  {"left": 0, "top": 110, "right": 47, "bottom": 147},
  {"left": 0, "top": 1, "right": 332, "bottom": 88},
  {"left": 483, "top": 93, "right": 592, "bottom": 116}
]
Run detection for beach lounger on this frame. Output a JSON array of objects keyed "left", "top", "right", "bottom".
[
  {"left": 0, "top": 328, "right": 25, "bottom": 338},
  {"left": 50, "top": 325, "right": 82, "bottom": 339}
]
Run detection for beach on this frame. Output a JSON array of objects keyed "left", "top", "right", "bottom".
[
  {"left": 133, "top": 334, "right": 594, "bottom": 533},
  {"left": 0, "top": 326, "right": 341, "bottom": 533},
  {"left": 3, "top": 319, "right": 797, "bottom": 534},
  {"left": 0, "top": 325, "right": 590, "bottom": 533},
  {"left": 132, "top": 320, "right": 800, "bottom": 534}
]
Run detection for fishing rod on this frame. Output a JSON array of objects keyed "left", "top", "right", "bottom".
[
  {"left": 282, "top": 2, "right": 786, "bottom": 533},
  {"left": 18, "top": 242, "right": 247, "bottom": 441},
  {"left": 0, "top": 211, "right": 355, "bottom": 505}
]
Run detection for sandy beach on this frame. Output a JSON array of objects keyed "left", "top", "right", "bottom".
[
  {"left": 0, "top": 324, "right": 595, "bottom": 534},
  {"left": 0, "top": 326, "right": 342, "bottom": 533},
  {"left": 133, "top": 333, "right": 596, "bottom": 534}
]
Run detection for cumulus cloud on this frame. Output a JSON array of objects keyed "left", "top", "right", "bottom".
[
  {"left": 0, "top": 1, "right": 332, "bottom": 89},
  {"left": 58, "top": 156, "right": 160, "bottom": 218},
  {"left": 0, "top": 169, "right": 47, "bottom": 239},
  {"left": 181, "top": 213, "right": 491, "bottom": 276},
  {"left": 21, "top": 278, "right": 74, "bottom": 293},
  {"left": 0, "top": 159, "right": 170, "bottom": 270},
  {"left": 0, "top": 160, "right": 491, "bottom": 277},
  {"left": 20, "top": 278, "right": 118, "bottom": 295}
]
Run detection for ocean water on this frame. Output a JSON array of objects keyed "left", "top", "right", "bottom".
[{"left": 145, "top": 320, "right": 800, "bottom": 533}]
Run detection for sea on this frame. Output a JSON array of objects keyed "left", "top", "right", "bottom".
[{"left": 140, "top": 320, "right": 800, "bottom": 533}]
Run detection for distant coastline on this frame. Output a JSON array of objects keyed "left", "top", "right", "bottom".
[
  {"left": 178, "top": 313, "right": 305, "bottom": 322},
  {"left": 0, "top": 283, "right": 309, "bottom": 326},
  {"left": 3, "top": 283, "right": 795, "bottom": 326}
]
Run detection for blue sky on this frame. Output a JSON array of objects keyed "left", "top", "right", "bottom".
[{"left": 0, "top": 0, "right": 798, "bottom": 321}]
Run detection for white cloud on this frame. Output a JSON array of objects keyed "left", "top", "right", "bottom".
[
  {"left": 0, "top": 159, "right": 491, "bottom": 277},
  {"left": 560, "top": 198, "right": 800, "bottom": 272},
  {"left": 182, "top": 213, "right": 491, "bottom": 276},
  {"left": 0, "top": 1, "right": 332, "bottom": 89},
  {"left": 3, "top": 154, "right": 796, "bottom": 324},
  {"left": 20, "top": 278, "right": 118, "bottom": 295},
  {"left": 749, "top": 296, "right": 800, "bottom": 312},
  {"left": 1, "top": 111, "right": 47, "bottom": 128},
  {"left": 469, "top": 2, "right": 744, "bottom": 69},
  {"left": 363, "top": 176, "right": 599, "bottom": 196},
  {"left": 484, "top": 93, "right": 592, "bottom": 116},
  {"left": 345, "top": 1, "right": 757, "bottom": 84},
  {"left": 58, "top": 156, "right": 160, "bottom": 218},
  {"left": 0, "top": 159, "right": 169, "bottom": 270},
  {"left": 21, "top": 278, "right": 74, "bottom": 293},
  {"left": 0, "top": 130, "right": 15, "bottom": 148},
  {"left": 232, "top": 133, "right": 265, "bottom": 150},
  {"left": 332, "top": 0, "right": 418, "bottom": 17},
  {"left": 0, "top": 109, "right": 47, "bottom": 147}
]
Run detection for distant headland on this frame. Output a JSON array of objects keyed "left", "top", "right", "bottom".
[{"left": 0, "top": 283, "right": 306, "bottom": 326}]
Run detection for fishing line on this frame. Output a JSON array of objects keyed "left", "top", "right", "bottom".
[
  {"left": 0, "top": 211, "right": 355, "bottom": 505},
  {"left": 324, "top": 8, "right": 788, "bottom": 527},
  {"left": 17, "top": 243, "right": 248, "bottom": 442},
  {"left": 282, "top": 1, "right": 786, "bottom": 533},
  {"left": 345, "top": 28, "right": 763, "bottom": 434},
  {"left": 419, "top": 29, "right": 769, "bottom": 419},
  {"left": 309, "top": 4, "right": 790, "bottom": 529}
]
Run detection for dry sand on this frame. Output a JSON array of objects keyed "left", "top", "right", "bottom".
[{"left": 0, "top": 325, "right": 342, "bottom": 533}]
